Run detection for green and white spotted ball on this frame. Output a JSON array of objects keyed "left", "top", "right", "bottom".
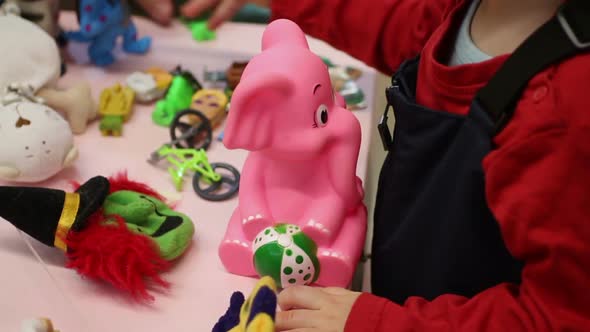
[{"left": 252, "top": 223, "right": 320, "bottom": 288}]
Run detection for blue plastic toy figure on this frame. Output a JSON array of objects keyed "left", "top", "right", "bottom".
[{"left": 66, "top": 0, "right": 151, "bottom": 66}]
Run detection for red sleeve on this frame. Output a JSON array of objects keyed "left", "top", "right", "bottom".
[
  {"left": 269, "top": 0, "right": 461, "bottom": 74},
  {"left": 344, "top": 60, "right": 590, "bottom": 331}
]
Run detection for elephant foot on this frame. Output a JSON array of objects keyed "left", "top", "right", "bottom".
[
  {"left": 314, "top": 250, "right": 354, "bottom": 288},
  {"left": 219, "top": 238, "right": 256, "bottom": 277}
]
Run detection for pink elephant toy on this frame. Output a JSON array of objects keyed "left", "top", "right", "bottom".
[{"left": 219, "top": 19, "right": 367, "bottom": 288}]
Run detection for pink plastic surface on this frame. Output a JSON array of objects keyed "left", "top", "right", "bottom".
[
  {"left": 0, "top": 12, "right": 377, "bottom": 332},
  {"left": 219, "top": 20, "right": 368, "bottom": 288}
]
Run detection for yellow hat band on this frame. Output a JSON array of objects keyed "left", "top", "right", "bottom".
[{"left": 54, "top": 193, "right": 81, "bottom": 252}]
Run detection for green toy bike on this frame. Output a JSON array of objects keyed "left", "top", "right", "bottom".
[{"left": 148, "top": 111, "right": 240, "bottom": 201}]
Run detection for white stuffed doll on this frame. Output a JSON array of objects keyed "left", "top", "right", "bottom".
[
  {"left": 0, "top": 13, "right": 96, "bottom": 134},
  {"left": 0, "top": 86, "right": 77, "bottom": 182},
  {"left": 1, "top": 0, "right": 62, "bottom": 39}
]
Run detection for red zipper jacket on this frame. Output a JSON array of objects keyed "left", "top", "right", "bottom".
[{"left": 271, "top": 0, "right": 590, "bottom": 330}]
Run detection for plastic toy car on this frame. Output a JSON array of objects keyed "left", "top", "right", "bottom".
[{"left": 99, "top": 83, "right": 135, "bottom": 136}]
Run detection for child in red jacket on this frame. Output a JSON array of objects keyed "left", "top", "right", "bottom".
[{"left": 184, "top": 0, "right": 590, "bottom": 331}]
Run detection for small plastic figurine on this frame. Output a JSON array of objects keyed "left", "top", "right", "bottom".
[
  {"left": 152, "top": 66, "right": 202, "bottom": 126},
  {"left": 145, "top": 67, "right": 173, "bottom": 90},
  {"left": 0, "top": 89, "right": 78, "bottom": 183},
  {"left": 226, "top": 62, "right": 248, "bottom": 91},
  {"left": 186, "top": 19, "right": 216, "bottom": 42},
  {"left": 0, "top": 173, "right": 195, "bottom": 301},
  {"left": 219, "top": 19, "right": 367, "bottom": 288},
  {"left": 203, "top": 66, "right": 227, "bottom": 87},
  {"left": 126, "top": 72, "right": 162, "bottom": 103},
  {"left": 190, "top": 88, "right": 228, "bottom": 128},
  {"left": 99, "top": 83, "right": 135, "bottom": 136},
  {"left": 126, "top": 68, "right": 172, "bottom": 103},
  {"left": 213, "top": 276, "right": 278, "bottom": 332},
  {"left": 66, "top": 0, "right": 151, "bottom": 66}
]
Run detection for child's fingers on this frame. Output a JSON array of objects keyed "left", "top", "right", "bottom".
[
  {"left": 275, "top": 309, "right": 321, "bottom": 331},
  {"left": 180, "top": 0, "right": 218, "bottom": 18},
  {"left": 134, "top": 0, "right": 174, "bottom": 24},
  {"left": 208, "top": 0, "right": 243, "bottom": 29},
  {"left": 277, "top": 286, "right": 325, "bottom": 311}
]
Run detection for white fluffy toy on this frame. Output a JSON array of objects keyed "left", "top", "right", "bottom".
[
  {"left": 0, "top": 86, "right": 77, "bottom": 183},
  {"left": 0, "top": 12, "right": 96, "bottom": 134}
]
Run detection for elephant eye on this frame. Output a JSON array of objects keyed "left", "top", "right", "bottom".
[{"left": 314, "top": 104, "right": 329, "bottom": 128}]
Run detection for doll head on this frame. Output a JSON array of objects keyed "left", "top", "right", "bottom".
[{"left": 0, "top": 101, "right": 75, "bottom": 182}]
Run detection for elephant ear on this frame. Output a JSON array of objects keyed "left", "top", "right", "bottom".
[
  {"left": 261, "top": 19, "right": 309, "bottom": 51},
  {"left": 223, "top": 73, "right": 294, "bottom": 151}
]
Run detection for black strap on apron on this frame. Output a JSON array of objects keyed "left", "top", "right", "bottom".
[
  {"left": 476, "top": 0, "right": 590, "bottom": 133},
  {"left": 378, "top": 0, "right": 590, "bottom": 149}
]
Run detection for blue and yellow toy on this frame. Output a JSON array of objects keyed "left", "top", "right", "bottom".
[
  {"left": 212, "top": 276, "right": 277, "bottom": 332},
  {"left": 66, "top": 0, "right": 151, "bottom": 66}
]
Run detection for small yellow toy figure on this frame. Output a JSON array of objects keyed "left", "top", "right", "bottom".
[
  {"left": 99, "top": 83, "right": 135, "bottom": 136},
  {"left": 190, "top": 89, "right": 228, "bottom": 129},
  {"left": 213, "top": 276, "right": 278, "bottom": 332}
]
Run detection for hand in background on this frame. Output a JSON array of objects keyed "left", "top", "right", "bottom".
[
  {"left": 131, "top": 0, "right": 270, "bottom": 28},
  {"left": 181, "top": 0, "right": 271, "bottom": 29},
  {"left": 133, "top": 0, "right": 176, "bottom": 25}
]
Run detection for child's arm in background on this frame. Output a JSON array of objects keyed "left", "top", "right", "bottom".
[
  {"left": 182, "top": 0, "right": 461, "bottom": 74},
  {"left": 277, "top": 59, "right": 590, "bottom": 332},
  {"left": 269, "top": 0, "right": 460, "bottom": 74}
]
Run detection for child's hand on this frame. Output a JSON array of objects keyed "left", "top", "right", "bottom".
[
  {"left": 133, "top": 0, "right": 175, "bottom": 25},
  {"left": 132, "top": 0, "right": 217, "bottom": 25},
  {"left": 132, "top": 0, "right": 270, "bottom": 28},
  {"left": 275, "top": 286, "right": 361, "bottom": 332},
  {"left": 181, "top": 0, "right": 271, "bottom": 30}
]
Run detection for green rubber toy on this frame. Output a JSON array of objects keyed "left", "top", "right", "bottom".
[
  {"left": 152, "top": 72, "right": 198, "bottom": 126},
  {"left": 187, "top": 20, "right": 216, "bottom": 42},
  {"left": 103, "top": 190, "right": 195, "bottom": 261}
]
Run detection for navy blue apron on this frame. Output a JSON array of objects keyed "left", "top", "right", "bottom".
[{"left": 371, "top": 0, "right": 590, "bottom": 304}]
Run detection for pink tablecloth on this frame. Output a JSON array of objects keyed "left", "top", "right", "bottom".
[{"left": 0, "top": 12, "right": 377, "bottom": 332}]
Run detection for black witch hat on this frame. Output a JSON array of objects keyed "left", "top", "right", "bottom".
[{"left": 0, "top": 176, "right": 110, "bottom": 251}]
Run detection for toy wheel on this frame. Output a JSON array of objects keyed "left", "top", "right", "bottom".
[
  {"left": 170, "top": 109, "right": 212, "bottom": 150},
  {"left": 192, "top": 162, "right": 240, "bottom": 201}
]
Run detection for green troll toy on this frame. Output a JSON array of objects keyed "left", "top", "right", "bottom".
[{"left": 0, "top": 172, "right": 195, "bottom": 302}]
